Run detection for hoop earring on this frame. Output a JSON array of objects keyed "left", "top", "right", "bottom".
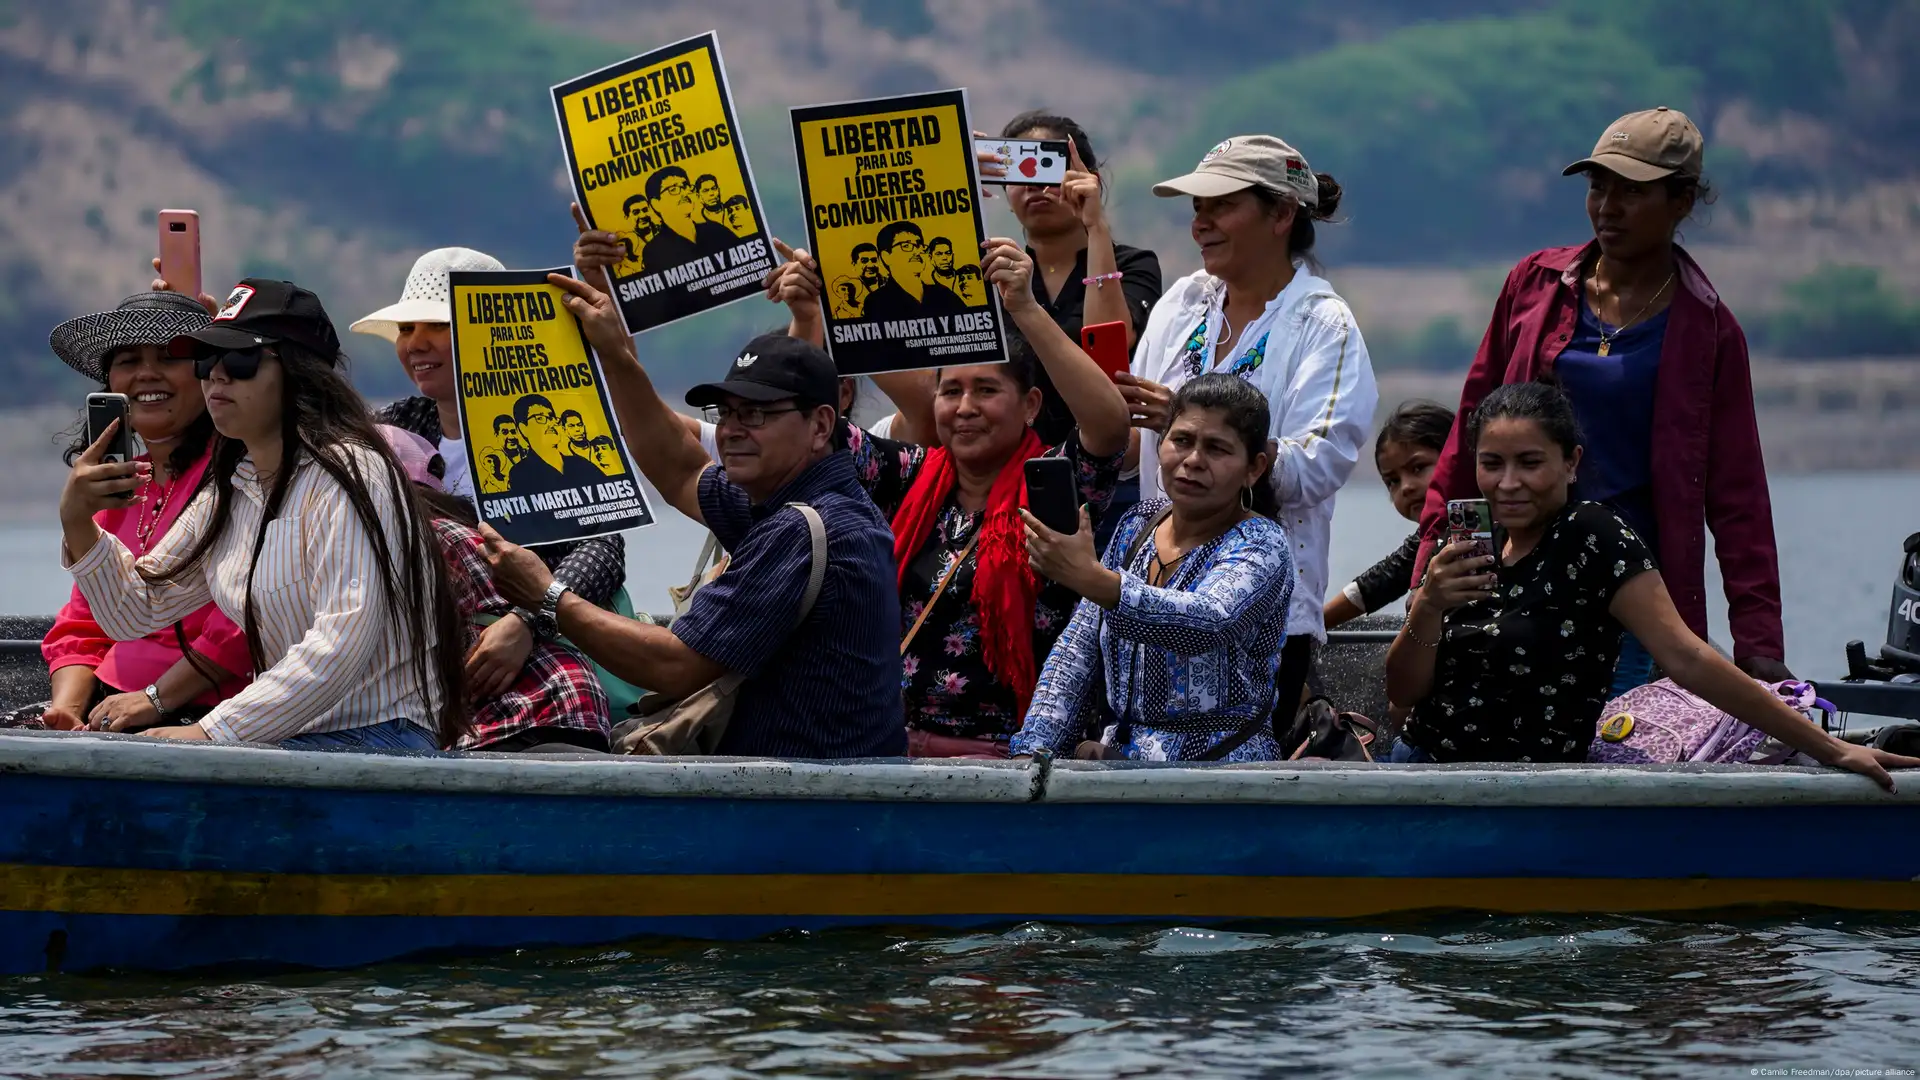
[{"left": 1240, "top": 485, "right": 1254, "bottom": 511}]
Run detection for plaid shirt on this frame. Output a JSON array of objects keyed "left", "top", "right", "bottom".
[{"left": 430, "top": 518, "right": 610, "bottom": 751}]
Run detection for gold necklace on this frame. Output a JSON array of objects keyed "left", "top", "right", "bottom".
[{"left": 1591, "top": 267, "right": 1675, "bottom": 356}]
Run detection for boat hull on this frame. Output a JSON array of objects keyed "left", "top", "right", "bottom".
[{"left": 3, "top": 732, "right": 1917, "bottom": 973}]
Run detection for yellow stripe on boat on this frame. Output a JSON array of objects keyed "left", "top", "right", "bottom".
[{"left": 6, "top": 865, "right": 1920, "bottom": 918}]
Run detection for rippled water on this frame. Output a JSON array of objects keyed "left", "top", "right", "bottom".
[{"left": 5, "top": 916, "right": 1920, "bottom": 1077}]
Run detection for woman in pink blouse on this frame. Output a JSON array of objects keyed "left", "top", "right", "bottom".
[{"left": 15, "top": 293, "right": 251, "bottom": 730}]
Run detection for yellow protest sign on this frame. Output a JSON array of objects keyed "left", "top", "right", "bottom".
[
  {"left": 449, "top": 268, "right": 654, "bottom": 546},
  {"left": 792, "top": 89, "right": 1006, "bottom": 375},
  {"left": 552, "top": 32, "right": 773, "bottom": 335}
]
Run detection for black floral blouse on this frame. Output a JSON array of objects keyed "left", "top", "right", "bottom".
[
  {"left": 845, "top": 423, "right": 1122, "bottom": 739},
  {"left": 1403, "top": 501, "right": 1656, "bottom": 763}
]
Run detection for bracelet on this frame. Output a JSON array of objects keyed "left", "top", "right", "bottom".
[
  {"left": 1402, "top": 613, "right": 1441, "bottom": 649},
  {"left": 1081, "top": 271, "right": 1123, "bottom": 287}
]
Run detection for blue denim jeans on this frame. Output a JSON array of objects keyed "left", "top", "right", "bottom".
[
  {"left": 1610, "top": 631, "right": 1657, "bottom": 698},
  {"left": 1387, "top": 739, "right": 1434, "bottom": 763},
  {"left": 279, "top": 719, "right": 438, "bottom": 752}
]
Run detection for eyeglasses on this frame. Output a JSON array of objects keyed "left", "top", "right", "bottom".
[
  {"left": 656, "top": 179, "right": 691, "bottom": 200},
  {"left": 704, "top": 404, "right": 803, "bottom": 429},
  {"left": 888, "top": 238, "right": 925, "bottom": 254},
  {"left": 193, "top": 346, "right": 268, "bottom": 381}
]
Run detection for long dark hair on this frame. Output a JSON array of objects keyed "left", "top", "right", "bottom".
[
  {"left": 1166, "top": 373, "right": 1279, "bottom": 517},
  {"left": 148, "top": 341, "right": 468, "bottom": 745},
  {"left": 1467, "top": 380, "right": 1583, "bottom": 458}
]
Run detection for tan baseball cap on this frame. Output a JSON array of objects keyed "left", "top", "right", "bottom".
[
  {"left": 1153, "top": 135, "right": 1319, "bottom": 208},
  {"left": 1562, "top": 106, "right": 1704, "bottom": 182}
]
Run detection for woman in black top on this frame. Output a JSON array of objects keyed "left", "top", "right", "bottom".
[
  {"left": 1000, "top": 111, "right": 1163, "bottom": 446},
  {"left": 1384, "top": 382, "right": 1915, "bottom": 787},
  {"left": 1325, "top": 399, "right": 1453, "bottom": 628}
]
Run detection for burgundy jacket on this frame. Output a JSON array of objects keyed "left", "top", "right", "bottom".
[{"left": 1414, "top": 242, "right": 1786, "bottom": 664}]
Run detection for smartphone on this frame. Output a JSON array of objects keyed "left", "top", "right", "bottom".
[
  {"left": 1024, "top": 457, "right": 1080, "bottom": 535},
  {"left": 975, "top": 138, "right": 1069, "bottom": 186},
  {"left": 87, "top": 394, "right": 134, "bottom": 498},
  {"left": 1080, "top": 320, "right": 1130, "bottom": 380},
  {"left": 1445, "top": 498, "right": 1494, "bottom": 560},
  {"left": 157, "top": 209, "right": 201, "bottom": 300}
]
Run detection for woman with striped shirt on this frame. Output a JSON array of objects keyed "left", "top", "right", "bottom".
[{"left": 58, "top": 278, "right": 465, "bottom": 750}]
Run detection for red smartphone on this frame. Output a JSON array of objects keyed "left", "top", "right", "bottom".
[
  {"left": 157, "top": 209, "right": 201, "bottom": 300},
  {"left": 1080, "top": 320, "right": 1129, "bottom": 380}
]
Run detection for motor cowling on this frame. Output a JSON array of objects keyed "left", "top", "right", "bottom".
[{"left": 1885, "top": 531, "right": 1920, "bottom": 672}]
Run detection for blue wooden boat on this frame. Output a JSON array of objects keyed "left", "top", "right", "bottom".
[
  {"left": 3, "top": 728, "right": 1918, "bottom": 975},
  {"left": 6, "top": 601, "right": 1920, "bottom": 977}
]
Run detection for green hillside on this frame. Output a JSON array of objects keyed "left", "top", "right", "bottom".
[{"left": 2, "top": 0, "right": 1916, "bottom": 401}]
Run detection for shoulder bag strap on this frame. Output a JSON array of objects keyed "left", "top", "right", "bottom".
[
  {"left": 787, "top": 503, "right": 828, "bottom": 625},
  {"left": 684, "top": 531, "right": 721, "bottom": 593},
  {"left": 899, "top": 530, "right": 981, "bottom": 656}
]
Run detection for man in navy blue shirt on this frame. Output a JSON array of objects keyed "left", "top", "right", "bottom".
[{"left": 483, "top": 274, "right": 904, "bottom": 758}]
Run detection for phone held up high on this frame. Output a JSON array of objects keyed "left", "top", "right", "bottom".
[
  {"left": 157, "top": 209, "right": 201, "bottom": 301},
  {"left": 1445, "top": 498, "right": 1494, "bottom": 561},
  {"left": 974, "top": 138, "right": 1070, "bottom": 187},
  {"left": 1080, "top": 320, "right": 1130, "bottom": 381},
  {"left": 87, "top": 393, "right": 135, "bottom": 499},
  {"left": 1024, "top": 456, "right": 1080, "bottom": 535}
]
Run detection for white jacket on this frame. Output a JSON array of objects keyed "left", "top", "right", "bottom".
[{"left": 1133, "top": 262, "right": 1377, "bottom": 641}]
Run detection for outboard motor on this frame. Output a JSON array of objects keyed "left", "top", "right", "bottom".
[{"left": 1886, "top": 531, "right": 1920, "bottom": 673}]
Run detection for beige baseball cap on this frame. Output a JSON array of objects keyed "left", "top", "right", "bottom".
[
  {"left": 1153, "top": 135, "right": 1318, "bottom": 208},
  {"left": 1562, "top": 106, "right": 1703, "bottom": 182}
]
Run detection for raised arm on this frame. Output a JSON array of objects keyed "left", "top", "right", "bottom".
[
  {"left": 66, "top": 483, "right": 218, "bottom": 642},
  {"left": 1384, "top": 541, "right": 1494, "bottom": 711},
  {"left": 547, "top": 271, "right": 712, "bottom": 526},
  {"left": 1058, "top": 139, "right": 1141, "bottom": 348},
  {"left": 984, "top": 238, "right": 1129, "bottom": 456}
]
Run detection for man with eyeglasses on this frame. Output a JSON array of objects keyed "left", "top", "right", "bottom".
[
  {"left": 481, "top": 283, "right": 906, "bottom": 759},
  {"left": 639, "top": 165, "right": 738, "bottom": 274},
  {"left": 507, "top": 393, "right": 603, "bottom": 494},
  {"left": 861, "top": 221, "right": 966, "bottom": 321}
]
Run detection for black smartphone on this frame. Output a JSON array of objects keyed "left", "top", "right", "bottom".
[
  {"left": 87, "top": 392, "right": 133, "bottom": 464},
  {"left": 1024, "top": 456, "right": 1080, "bottom": 534}
]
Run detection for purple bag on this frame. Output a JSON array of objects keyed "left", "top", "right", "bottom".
[{"left": 1587, "top": 679, "right": 1832, "bottom": 765}]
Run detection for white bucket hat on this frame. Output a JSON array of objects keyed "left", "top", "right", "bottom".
[{"left": 349, "top": 247, "right": 505, "bottom": 342}]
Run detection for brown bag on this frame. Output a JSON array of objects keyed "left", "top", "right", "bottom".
[
  {"left": 611, "top": 503, "right": 827, "bottom": 755},
  {"left": 667, "top": 531, "right": 728, "bottom": 617}
]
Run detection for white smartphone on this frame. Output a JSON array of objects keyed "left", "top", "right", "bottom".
[{"left": 975, "top": 138, "right": 1069, "bottom": 186}]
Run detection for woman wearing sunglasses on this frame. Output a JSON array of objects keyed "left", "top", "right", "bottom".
[{"left": 58, "top": 278, "right": 466, "bottom": 750}]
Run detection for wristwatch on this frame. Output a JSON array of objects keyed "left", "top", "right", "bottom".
[
  {"left": 143, "top": 684, "right": 169, "bottom": 719},
  {"left": 533, "top": 578, "right": 572, "bottom": 640}
]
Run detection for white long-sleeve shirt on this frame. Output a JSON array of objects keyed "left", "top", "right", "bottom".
[
  {"left": 1133, "top": 262, "right": 1378, "bottom": 641},
  {"left": 68, "top": 445, "right": 442, "bottom": 743}
]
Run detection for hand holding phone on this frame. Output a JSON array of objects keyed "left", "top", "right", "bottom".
[
  {"left": 157, "top": 210, "right": 201, "bottom": 301},
  {"left": 1024, "top": 456, "right": 1080, "bottom": 534},
  {"left": 87, "top": 393, "right": 134, "bottom": 467},
  {"left": 1445, "top": 498, "right": 1495, "bottom": 561},
  {"left": 1080, "top": 321, "right": 1129, "bottom": 380},
  {"left": 974, "top": 138, "right": 1069, "bottom": 187}
]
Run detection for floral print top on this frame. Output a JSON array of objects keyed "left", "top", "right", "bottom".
[
  {"left": 845, "top": 423, "right": 1122, "bottom": 739},
  {"left": 1011, "top": 500, "right": 1294, "bottom": 763},
  {"left": 1403, "top": 501, "right": 1657, "bottom": 763}
]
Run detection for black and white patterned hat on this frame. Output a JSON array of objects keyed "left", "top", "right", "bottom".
[{"left": 48, "top": 291, "right": 213, "bottom": 383}]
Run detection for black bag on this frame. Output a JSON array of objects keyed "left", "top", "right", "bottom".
[{"left": 1278, "top": 697, "right": 1379, "bottom": 762}]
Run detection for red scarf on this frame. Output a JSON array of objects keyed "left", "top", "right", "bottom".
[{"left": 891, "top": 428, "right": 1048, "bottom": 716}]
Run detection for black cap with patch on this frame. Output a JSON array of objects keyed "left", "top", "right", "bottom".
[
  {"left": 167, "top": 278, "right": 343, "bottom": 361},
  {"left": 685, "top": 332, "right": 839, "bottom": 411}
]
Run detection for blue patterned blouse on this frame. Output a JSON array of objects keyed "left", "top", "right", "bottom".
[{"left": 1012, "top": 499, "right": 1295, "bottom": 762}]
